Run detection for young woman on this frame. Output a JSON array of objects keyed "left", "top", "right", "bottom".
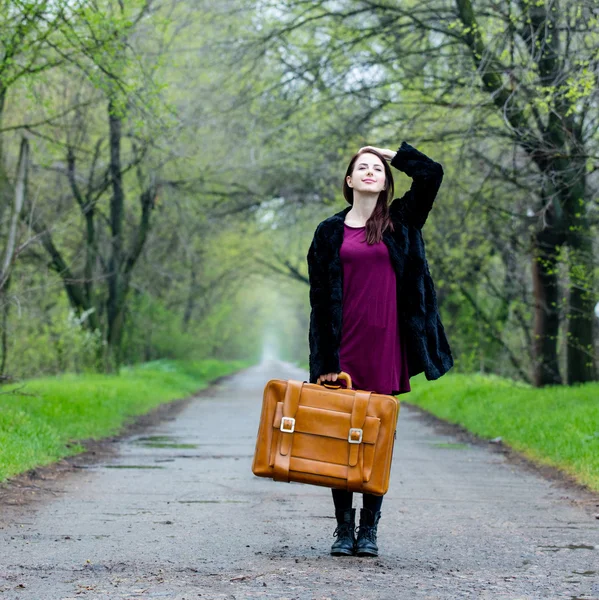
[{"left": 306, "top": 141, "right": 453, "bottom": 557}]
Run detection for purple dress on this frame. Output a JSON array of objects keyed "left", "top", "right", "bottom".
[{"left": 338, "top": 224, "right": 411, "bottom": 395}]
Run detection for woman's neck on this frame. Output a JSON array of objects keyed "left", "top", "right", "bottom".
[{"left": 345, "top": 194, "right": 378, "bottom": 225}]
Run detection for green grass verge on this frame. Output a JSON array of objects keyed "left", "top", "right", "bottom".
[
  {"left": 0, "top": 358, "right": 253, "bottom": 482},
  {"left": 405, "top": 373, "right": 599, "bottom": 492}
]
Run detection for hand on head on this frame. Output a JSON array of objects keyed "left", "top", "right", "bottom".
[{"left": 358, "top": 146, "right": 395, "bottom": 161}]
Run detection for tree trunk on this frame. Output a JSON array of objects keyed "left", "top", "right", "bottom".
[
  {"left": 105, "top": 99, "right": 156, "bottom": 371},
  {"left": 560, "top": 151, "right": 597, "bottom": 383},
  {"left": 106, "top": 287, "right": 127, "bottom": 371},
  {"left": 0, "top": 273, "right": 11, "bottom": 380},
  {"left": 106, "top": 100, "right": 126, "bottom": 372},
  {"left": 0, "top": 137, "right": 28, "bottom": 292},
  {"left": 66, "top": 144, "right": 101, "bottom": 333},
  {"left": 565, "top": 235, "right": 597, "bottom": 383},
  {"left": 531, "top": 228, "right": 562, "bottom": 386},
  {"left": 182, "top": 265, "right": 197, "bottom": 332},
  {"left": 0, "top": 86, "right": 10, "bottom": 218}
]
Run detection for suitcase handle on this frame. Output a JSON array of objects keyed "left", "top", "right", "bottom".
[{"left": 321, "top": 371, "right": 352, "bottom": 390}]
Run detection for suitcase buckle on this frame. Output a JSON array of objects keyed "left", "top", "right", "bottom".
[
  {"left": 280, "top": 417, "right": 295, "bottom": 433},
  {"left": 348, "top": 428, "right": 363, "bottom": 444}
]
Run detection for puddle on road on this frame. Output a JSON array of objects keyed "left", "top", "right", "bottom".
[
  {"left": 104, "top": 465, "right": 166, "bottom": 469},
  {"left": 431, "top": 442, "right": 470, "bottom": 449},
  {"left": 538, "top": 544, "right": 596, "bottom": 552},
  {"left": 170, "top": 454, "right": 253, "bottom": 459},
  {"left": 143, "top": 442, "right": 199, "bottom": 449},
  {"left": 177, "top": 500, "right": 249, "bottom": 504},
  {"left": 571, "top": 570, "right": 597, "bottom": 576},
  {"left": 133, "top": 435, "right": 198, "bottom": 449}
]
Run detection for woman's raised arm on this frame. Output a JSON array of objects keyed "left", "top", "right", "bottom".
[{"left": 388, "top": 141, "right": 444, "bottom": 229}]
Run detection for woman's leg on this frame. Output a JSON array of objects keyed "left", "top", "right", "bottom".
[
  {"left": 356, "top": 494, "right": 383, "bottom": 557},
  {"left": 330, "top": 489, "right": 355, "bottom": 556},
  {"left": 332, "top": 488, "right": 353, "bottom": 511},
  {"left": 362, "top": 492, "right": 383, "bottom": 513}
]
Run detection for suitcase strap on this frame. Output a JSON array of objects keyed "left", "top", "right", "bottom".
[
  {"left": 347, "top": 391, "right": 371, "bottom": 491},
  {"left": 273, "top": 379, "right": 303, "bottom": 482}
]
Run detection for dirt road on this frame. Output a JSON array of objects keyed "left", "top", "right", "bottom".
[{"left": 1, "top": 361, "right": 598, "bottom": 599}]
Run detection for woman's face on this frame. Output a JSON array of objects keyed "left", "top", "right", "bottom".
[{"left": 346, "top": 152, "right": 386, "bottom": 195}]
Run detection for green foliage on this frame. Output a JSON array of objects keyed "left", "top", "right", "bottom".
[
  {"left": 5, "top": 299, "right": 104, "bottom": 379},
  {"left": 120, "top": 291, "right": 200, "bottom": 364}
]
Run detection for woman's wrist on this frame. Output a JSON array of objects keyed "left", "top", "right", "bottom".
[{"left": 378, "top": 147, "right": 396, "bottom": 161}]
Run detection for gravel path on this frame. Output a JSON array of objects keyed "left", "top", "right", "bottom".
[{"left": 1, "top": 360, "right": 598, "bottom": 600}]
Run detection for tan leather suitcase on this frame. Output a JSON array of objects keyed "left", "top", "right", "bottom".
[{"left": 252, "top": 372, "right": 400, "bottom": 495}]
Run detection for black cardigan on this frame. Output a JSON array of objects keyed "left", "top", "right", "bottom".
[{"left": 307, "top": 141, "right": 454, "bottom": 392}]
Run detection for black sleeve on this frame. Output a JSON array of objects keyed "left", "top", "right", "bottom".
[
  {"left": 389, "top": 141, "right": 444, "bottom": 229},
  {"left": 307, "top": 225, "right": 337, "bottom": 381}
]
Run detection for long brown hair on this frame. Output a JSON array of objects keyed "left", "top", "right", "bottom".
[{"left": 342, "top": 148, "right": 395, "bottom": 244}]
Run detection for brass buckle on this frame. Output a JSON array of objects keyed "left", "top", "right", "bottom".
[
  {"left": 348, "top": 428, "right": 363, "bottom": 444},
  {"left": 280, "top": 417, "right": 295, "bottom": 433}
]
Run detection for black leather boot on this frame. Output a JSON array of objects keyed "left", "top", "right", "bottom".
[
  {"left": 355, "top": 508, "right": 381, "bottom": 557},
  {"left": 330, "top": 508, "right": 356, "bottom": 556}
]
